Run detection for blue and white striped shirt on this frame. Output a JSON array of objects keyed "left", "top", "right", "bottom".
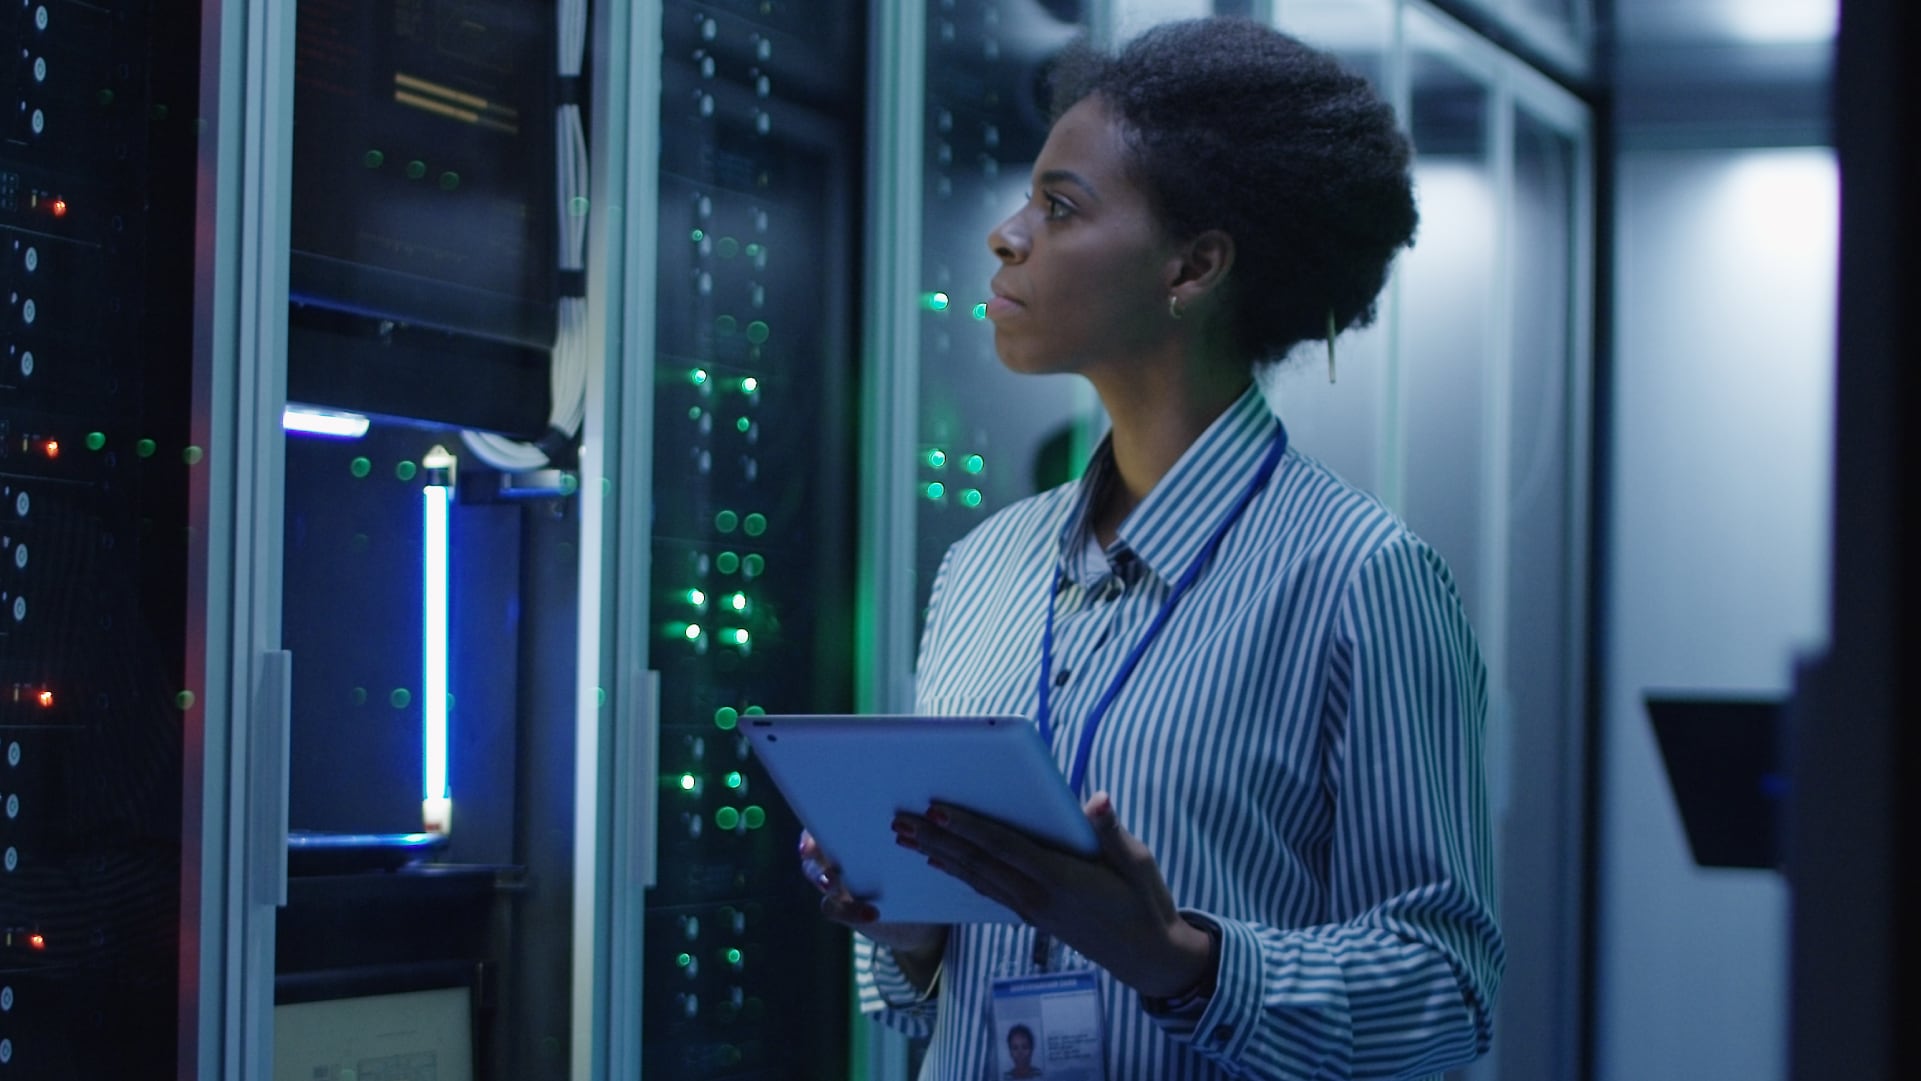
[{"left": 856, "top": 384, "right": 1503, "bottom": 1079}]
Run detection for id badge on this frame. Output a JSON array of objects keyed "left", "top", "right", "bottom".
[{"left": 989, "top": 969, "right": 1108, "bottom": 1081}]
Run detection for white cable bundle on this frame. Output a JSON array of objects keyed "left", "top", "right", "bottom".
[{"left": 462, "top": 0, "right": 590, "bottom": 472}]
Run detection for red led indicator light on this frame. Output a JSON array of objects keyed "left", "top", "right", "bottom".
[
  {"left": 28, "top": 933, "right": 46, "bottom": 950},
  {"left": 38, "top": 690, "right": 54, "bottom": 708},
  {"left": 51, "top": 198, "right": 68, "bottom": 218},
  {"left": 42, "top": 440, "right": 59, "bottom": 459}
]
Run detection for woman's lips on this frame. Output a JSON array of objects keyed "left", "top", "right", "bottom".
[{"left": 985, "top": 294, "right": 1023, "bottom": 319}]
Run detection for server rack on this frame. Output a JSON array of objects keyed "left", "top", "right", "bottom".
[
  {"left": 0, "top": 1, "right": 204, "bottom": 1076},
  {"left": 638, "top": 3, "right": 863, "bottom": 1076}
]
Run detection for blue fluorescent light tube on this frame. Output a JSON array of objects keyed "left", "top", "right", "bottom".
[
  {"left": 422, "top": 467, "right": 452, "bottom": 833},
  {"left": 283, "top": 405, "right": 371, "bottom": 439}
]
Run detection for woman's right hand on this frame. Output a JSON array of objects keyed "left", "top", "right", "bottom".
[{"left": 798, "top": 829, "right": 948, "bottom": 961}]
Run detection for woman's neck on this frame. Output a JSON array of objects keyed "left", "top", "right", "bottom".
[{"left": 1089, "top": 360, "right": 1252, "bottom": 547}]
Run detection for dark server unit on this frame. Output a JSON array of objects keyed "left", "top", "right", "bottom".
[
  {"left": 0, "top": 1, "right": 202, "bottom": 1077},
  {"left": 285, "top": 0, "right": 557, "bottom": 438},
  {"left": 913, "top": 0, "right": 1088, "bottom": 614},
  {"left": 645, "top": 2, "right": 861, "bottom": 1077}
]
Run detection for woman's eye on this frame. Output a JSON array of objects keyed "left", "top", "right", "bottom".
[{"left": 1042, "top": 194, "right": 1071, "bottom": 220}]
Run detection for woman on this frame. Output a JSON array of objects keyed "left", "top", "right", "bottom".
[{"left": 801, "top": 17, "right": 1502, "bottom": 1079}]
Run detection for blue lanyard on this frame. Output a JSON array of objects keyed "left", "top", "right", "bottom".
[{"left": 1035, "top": 429, "right": 1287, "bottom": 795}]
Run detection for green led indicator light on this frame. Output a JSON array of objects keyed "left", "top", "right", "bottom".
[
  {"left": 182, "top": 445, "right": 204, "bottom": 465},
  {"left": 391, "top": 688, "right": 412, "bottom": 709},
  {"left": 406, "top": 160, "right": 427, "bottom": 180},
  {"left": 716, "top": 551, "right": 741, "bottom": 574},
  {"left": 715, "top": 510, "right": 739, "bottom": 533},
  {"left": 922, "top": 291, "right": 950, "bottom": 311},
  {"left": 963, "top": 454, "right": 985, "bottom": 474},
  {"left": 742, "top": 805, "right": 767, "bottom": 830},
  {"left": 962, "top": 488, "right": 984, "bottom": 508},
  {"left": 560, "top": 473, "right": 579, "bottom": 495},
  {"left": 744, "top": 705, "right": 766, "bottom": 716},
  {"left": 136, "top": 439, "right": 156, "bottom": 459},
  {"left": 350, "top": 457, "right": 372, "bottom": 479},
  {"left": 714, "top": 707, "right": 740, "bottom": 730},
  {"left": 736, "top": 416, "right": 752, "bottom": 433},
  {"left": 439, "top": 171, "right": 460, "bottom": 191},
  {"left": 730, "top": 629, "right": 750, "bottom": 646},
  {"left": 85, "top": 432, "right": 106, "bottom": 451},
  {"left": 925, "top": 482, "right": 945, "bottom": 501},
  {"left": 745, "top": 243, "right": 763, "bottom": 258},
  {"left": 728, "top": 592, "right": 748, "bottom": 612},
  {"left": 350, "top": 687, "right": 368, "bottom": 707},
  {"left": 716, "top": 315, "right": 738, "bottom": 336},
  {"left": 725, "top": 771, "right": 743, "bottom": 789},
  {"left": 717, "top": 236, "right": 740, "bottom": 258},
  {"left": 725, "top": 948, "right": 744, "bottom": 964},
  {"left": 972, "top": 302, "right": 988, "bottom": 320},
  {"left": 686, "top": 589, "right": 707, "bottom": 607},
  {"left": 175, "top": 690, "right": 196, "bottom": 711},
  {"left": 715, "top": 806, "right": 741, "bottom": 830},
  {"left": 742, "top": 554, "right": 766, "bottom": 577},
  {"left": 691, "top": 368, "right": 709, "bottom": 386},
  {"left": 745, "top": 321, "right": 769, "bottom": 344},
  {"left": 395, "top": 460, "right": 417, "bottom": 481},
  {"left": 569, "top": 196, "right": 591, "bottom": 217},
  {"left": 677, "top": 952, "right": 692, "bottom": 968},
  {"left": 740, "top": 377, "right": 759, "bottom": 393},
  {"left": 679, "top": 773, "right": 697, "bottom": 791},
  {"left": 683, "top": 623, "right": 704, "bottom": 641},
  {"left": 690, "top": 228, "right": 705, "bottom": 243},
  {"left": 926, "top": 449, "right": 947, "bottom": 469},
  {"left": 363, "top": 149, "right": 384, "bottom": 169},
  {"left": 688, "top": 406, "right": 704, "bottom": 420},
  {"left": 742, "top": 513, "right": 766, "bottom": 536}
]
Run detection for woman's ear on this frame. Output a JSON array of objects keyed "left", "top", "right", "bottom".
[{"left": 1167, "top": 229, "right": 1235, "bottom": 311}]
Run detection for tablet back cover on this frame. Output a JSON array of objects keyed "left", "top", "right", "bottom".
[{"left": 745, "top": 714, "right": 1097, "bottom": 924}]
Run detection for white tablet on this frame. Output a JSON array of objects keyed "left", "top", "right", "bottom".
[{"left": 744, "top": 714, "right": 1099, "bottom": 924}]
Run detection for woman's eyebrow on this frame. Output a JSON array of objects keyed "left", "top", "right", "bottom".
[{"left": 1035, "top": 168, "right": 1101, "bottom": 203}]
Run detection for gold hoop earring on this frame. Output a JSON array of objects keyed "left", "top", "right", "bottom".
[
  {"left": 1326, "top": 309, "right": 1338, "bottom": 384},
  {"left": 1168, "top": 294, "right": 1184, "bottom": 321}
]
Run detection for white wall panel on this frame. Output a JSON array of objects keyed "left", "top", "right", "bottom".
[{"left": 1600, "top": 146, "right": 1836, "bottom": 1081}]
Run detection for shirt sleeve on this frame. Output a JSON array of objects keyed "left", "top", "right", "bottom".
[
  {"left": 1147, "top": 534, "right": 1505, "bottom": 1079},
  {"left": 852, "top": 934, "right": 939, "bottom": 1036}
]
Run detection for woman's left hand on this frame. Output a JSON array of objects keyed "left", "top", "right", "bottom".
[{"left": 894, "top": 791, "right": 1214, "bottom": 998}]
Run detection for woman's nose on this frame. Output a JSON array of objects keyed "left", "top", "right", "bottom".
[{"left": 987, "top": 210, "right": 1026, "bottom": 263}]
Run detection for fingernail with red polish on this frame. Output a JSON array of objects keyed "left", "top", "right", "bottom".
[{"left": 927, "top": 808, "right": 949, "bottom": 826}]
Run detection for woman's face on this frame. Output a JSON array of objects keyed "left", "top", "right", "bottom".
[
  {"left": 985, "top": 96, "right": 1179, "bottom": 377},
  {"left": 1008, "top": 1029, "right": 1034, "bottom": 1066}
]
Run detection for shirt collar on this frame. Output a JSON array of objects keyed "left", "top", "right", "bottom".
[{"left": 1058, "top": 383, "right": 1284, "bottom": 584}]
